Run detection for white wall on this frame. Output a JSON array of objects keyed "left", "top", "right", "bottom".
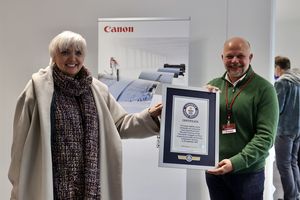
[
  {"left": 0, "top": 0, "right": 275, "bottom": 199},
  {"left": 275, "top": 19, "right": 300, "bottom": 67}
]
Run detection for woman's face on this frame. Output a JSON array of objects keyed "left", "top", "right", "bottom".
[{"left": 53, "top": 46, "right": 85, "bottom": 77}]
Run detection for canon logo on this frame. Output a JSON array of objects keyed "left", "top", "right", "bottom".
[{"left": 104, "top": 26, "right": 134, "bottom": 33}]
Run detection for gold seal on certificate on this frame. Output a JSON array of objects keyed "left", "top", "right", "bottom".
[{"left": 159, "top": 85, "right": 219, "bottom": 170}]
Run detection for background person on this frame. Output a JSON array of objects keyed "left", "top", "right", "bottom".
[
  {"left": 274, "top": 55, "right": 300, "bottom": 200},
  {"left": 205, "top": 37, "right": 279, "bottom": 200},
  {"left": 8, "top": 30, "right": 162, "bottom": 200}
]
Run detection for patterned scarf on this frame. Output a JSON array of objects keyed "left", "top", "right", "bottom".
[{"left": 51, "top": 66, "right": 100, "bottom": 199}]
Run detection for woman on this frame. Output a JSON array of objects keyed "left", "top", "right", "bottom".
[{"left": 8, "top": 31, "right": 162, "bottom": 200}]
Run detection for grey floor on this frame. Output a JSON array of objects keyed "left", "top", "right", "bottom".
[{"left": 273, "top": 160, "right": 284, "bottom": 200}]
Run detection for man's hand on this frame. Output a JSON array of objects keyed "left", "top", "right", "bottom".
[
  {"left": 205, "top": 84, "right": 221, "bottom": 93},
  {"left": 207, "top": 159, "right": 233, "bottom": 175}
]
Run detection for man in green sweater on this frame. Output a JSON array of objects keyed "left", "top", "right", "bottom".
[{"left": 205, "top": 37, "right": 279, "bottom": 200}]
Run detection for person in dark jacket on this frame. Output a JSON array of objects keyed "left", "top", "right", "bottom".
[{"left": 274, "top": 55, "right": 300, "bottom": 200}]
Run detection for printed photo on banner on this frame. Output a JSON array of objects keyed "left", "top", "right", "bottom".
[{"left": 98, "top": 17, "right": 190, "bottom": 113}]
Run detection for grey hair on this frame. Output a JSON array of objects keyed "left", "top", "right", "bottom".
[{"left": 48, "top": 31, "right": 87, "bottom": 67}]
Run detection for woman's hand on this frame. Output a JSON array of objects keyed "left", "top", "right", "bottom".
[{"left": 148, "top": 103, "right": 163, "bottom": 118}]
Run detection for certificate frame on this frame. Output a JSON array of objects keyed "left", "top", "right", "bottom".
[{"left": 159, "top": 84, "right": 219, "bottom": 170}]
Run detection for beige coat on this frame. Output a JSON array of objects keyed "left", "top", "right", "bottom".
[{"left": 8, "top": 66, "right": 159, "bottom": 200}]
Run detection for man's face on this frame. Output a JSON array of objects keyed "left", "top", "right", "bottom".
[
  {"left": 222, "top": 41, "right": 253, "bottom": 82},
  {"left": 274, "top": 65, "right": 284, "bottom": 79}
]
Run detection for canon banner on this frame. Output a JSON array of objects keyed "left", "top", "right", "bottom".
[{"left": 98, "top": 17, "right": 190, "bottom": 113}]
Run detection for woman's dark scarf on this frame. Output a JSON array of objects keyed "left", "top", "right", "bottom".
[{"left": 51, "top": 66, "right": 100, "bottom": 199}]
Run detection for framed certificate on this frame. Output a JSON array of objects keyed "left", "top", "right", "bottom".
[{"left": 159, "top": 85, "right": 219, "bottom": 170}]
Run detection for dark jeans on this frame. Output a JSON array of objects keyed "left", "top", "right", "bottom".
[
  {"left": 298, "top": 147, "right": 300, "bottom": 170},
  {"left": 275, "top": 134, "right": 300, "bottom": 200},
  {"left": 205, "top": 169, "right": 265, "bottom": 200}
]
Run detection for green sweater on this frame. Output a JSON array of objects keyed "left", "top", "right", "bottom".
[{"left": 209, "top": 66, "right": 279, "bottom": 173}]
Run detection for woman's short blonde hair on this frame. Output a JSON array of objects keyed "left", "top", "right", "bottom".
[{"left": 49, "top": 31, "right": 87, "bottom": 66}]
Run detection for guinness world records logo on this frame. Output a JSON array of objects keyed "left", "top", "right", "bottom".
[{"left": 183, "top": 103, "right": 199, "bottom": 119}]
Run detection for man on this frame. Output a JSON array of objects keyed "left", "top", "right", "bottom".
[
  {"left": 205, "top": 37, "right": 279, "bottom": 200},
  {"left": 274, "top": 56, "right": 300, "bottom": 200}
]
